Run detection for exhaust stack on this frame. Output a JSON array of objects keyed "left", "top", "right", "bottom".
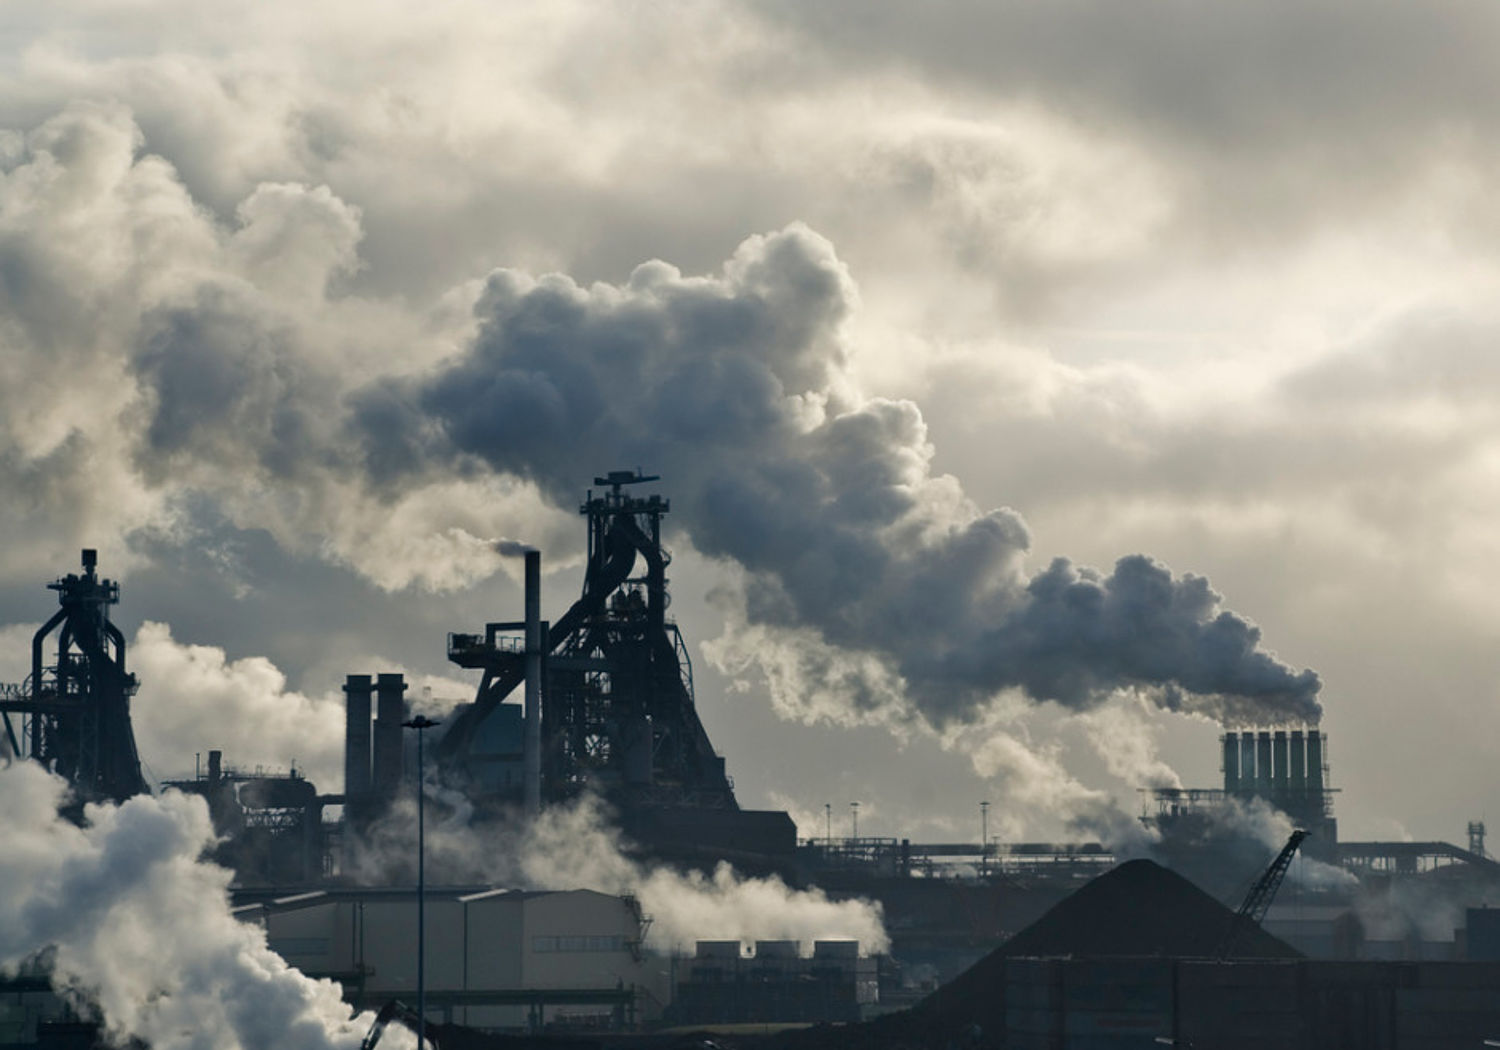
[
  {"left": 1307, "top": 729, "right": 1325, "bottom": 795},
  {"left": 373, "top": 672, "right": 407, "bottom": 802},
  {"left": 524, "top": 549, "right": 542, "bottom": 817},
  {"left": 1256, "top": 731, "right": 1273, "bottom": 798},
  {"left": 1272, "top": 730, "right": 1289, "bottom": 798},
  {"left": 1222, "top": 732, "right": 1240, "bottom": 794},
  {"left": 1289, "top": 730, "right": 1307, "bottom": 798},
  {"left": 343, "top": 674, "right": 373, "bottom": 801},
  {"left": 1238, "top": 734, "right": 1256, "bottom": 796}
]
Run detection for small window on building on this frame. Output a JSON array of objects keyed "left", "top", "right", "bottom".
[{"left": 531, "top": 934, "right": 623, "bottom": 953}]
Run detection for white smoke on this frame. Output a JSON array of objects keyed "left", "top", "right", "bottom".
[
  {"left": 0, "top": 99, "right": 1320, "bottom": 843},
  {"left": 130, "top": 621, "right": 348, "bottom": 788},
  {"left": 350, "top": 790, "right": 889, "bottom": 955},
  {"left": 129, "top": 622, "right": 475, "bottom": 789},
  {"left": 1073, "top": 697, "right": 1184, "bottom": 792},
  {"left": 390, "top": 224, "right": 1321, "bottom": 730},
  {"left": 0, "top": 760, "right": 395, "bottom": 1050}
]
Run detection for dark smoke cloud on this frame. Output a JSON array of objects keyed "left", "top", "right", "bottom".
[
  {"left": 365, "top": 224, "right": 1320, "bottom": 727},
  {"left": 0, "top": 101, "right": 1319, "bottom": 733}
]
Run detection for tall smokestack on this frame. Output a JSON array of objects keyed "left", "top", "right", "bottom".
[
  {"left": 373, "top": 673, "right": 407, "bottom": 802},
  {"left": 1306, "top": 729, "right": 1325, "bottom": 795},
  {"left": 1272, "top": 730, "right": 1289, "bottom": 799},
  {"left": 1255, "top": 731, "right": 1272, "bottom": 798},
  {"left": 344, "top": 674, "right": 373, "bottom": 801},
  {"left": 1222, "top": 732, "right": 1240, "bottom": 794},
  {"left": 1238, "top": 734, "right": 1256, "bottom": 797},
  {"left": 524, "top": 549, "right": 542, "bottom": 818},
  {"left": 1289, "top": 730, "right": 1307, "bottom": 799}
]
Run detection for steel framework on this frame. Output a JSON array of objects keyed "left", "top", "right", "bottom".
[
  {"left": 443, "top": 471, "right": 736, "bottom": 811},
  {"left": 0, "top": 550, "right": 146, "bottom": 804}
]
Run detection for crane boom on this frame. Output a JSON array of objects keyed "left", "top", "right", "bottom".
[
  {"left": 360, "top": 1000, "right": 434, "bottom": 1050},
  {"left": 1216, "top": 828, "right": 1307, "bottom": 959}
]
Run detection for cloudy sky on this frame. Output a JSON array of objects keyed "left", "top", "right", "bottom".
[{"left": 2, "top": 0, "right": 1498, "bottom": 848}]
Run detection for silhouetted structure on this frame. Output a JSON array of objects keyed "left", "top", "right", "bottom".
[
  {"left": 435, "top": 471, "right": 795, "bottom": 869},
  {"left": 442, "top": 471, "right": 736, "bottom": 813},
  {"left": 0, "top": 550, "right": 146, "bottom": 805},
  {"left": 165, "top": 749, "right": 329, "bottom": 885}
]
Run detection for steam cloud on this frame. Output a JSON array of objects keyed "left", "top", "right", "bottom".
[
  {"left": 366, "top": 224, "right": 1322, "bottom": 728},
  {"left": 0, "top": 761, "right": 386, "bottom": 1050},
  {"left": 0, "top": 102, "right": 1317, "bottom": 765},
  {"left": 351, "top": 790, "right": 889, "bottom": 954}
]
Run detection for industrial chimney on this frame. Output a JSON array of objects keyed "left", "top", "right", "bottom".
[
  {"left": 1222, "top": 732, "right": 1240, "bottom": 795},
  {"left": 343, "top": 674, "right": 373, "bottom": 803},
  {"left": 372, "top": 673, "right": 408, "bottom": 802},
  {"left": 1307, "top": 729, "right": 1325, "bottom": 795},
  {"left": 1272, "top": 730, "right": 1289, "bottom": 799},
  {"left": 1238, "top": 734, "right": 1256, "bottom": 797},
  {"left": 524, "top": 549, "right": 542, "bottom": 817}
]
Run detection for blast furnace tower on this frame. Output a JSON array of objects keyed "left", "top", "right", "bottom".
[
  {"left": 442, "top": 471, "right": 735, "bottom": 811},
  {"left": 0, "top": 549, "right": 147, "bottom": 804}
]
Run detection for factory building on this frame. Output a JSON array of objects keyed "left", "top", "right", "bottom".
[
  {"left": 668, "top": 939, "right": 885, "bottom": 1025},
  {"left": 240, "top": 887, "right": 667, "bottom": 1030}
]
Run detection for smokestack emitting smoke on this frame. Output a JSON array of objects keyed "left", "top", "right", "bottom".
[
  {"left": 0, "top": 106, "right": 1319, "bottom": 788},
  {"left": 523, "top": 548, "right": 542, "bottom": 817},
  {"left": 359, "top": 224, "right": 1320, "bottom": 731},
  {"left": 0, "top": 761, "right": 381, "bottom": 1050},
  {"left": 349, "top": 790, "right": 889, "bottom": 954}
]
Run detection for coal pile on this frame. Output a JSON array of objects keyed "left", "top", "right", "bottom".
[
  {"left": 771, "top": 859, "right": 1302, "bottom": 1049},
  {"left": 909, "top": 859, "right": 1299, "bottom": 1042},
  {"left": 460, "top": 862, "right": 1304, "bottom": 1050},
  {"left": 993, "top": 857, "right": 1301, "bottom": 959}
]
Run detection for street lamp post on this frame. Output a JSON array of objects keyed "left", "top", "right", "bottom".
[
  {"left": 403, "top": 714, "right": 439, "bottom": 1050},
  {"left": 980, "top": 801, "right": 990, "bottom": 877}
]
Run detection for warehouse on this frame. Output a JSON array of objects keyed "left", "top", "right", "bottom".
[{"left": 240, "top": 887, "right": 668, "bottom": 1031}]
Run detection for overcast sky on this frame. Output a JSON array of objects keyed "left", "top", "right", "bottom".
[{"left": 2, "top": 0, "right": 1498, "bottom": 848}]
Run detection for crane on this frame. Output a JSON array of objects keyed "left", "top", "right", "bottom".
[
  {"left": 359, "top": 1000, "right": 436, "bottom": 1050},
  {"left": 1215, "top": 828, "right": 1308, "bottom": 960}
]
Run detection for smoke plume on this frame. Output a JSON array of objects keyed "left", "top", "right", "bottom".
[
  {"left": 0, "top": 761, "right": 386, "bottom": 1050},
  {"left": 369, "top": 223, "right": 1321, "bottom": 730},
  {"left": 350, "top": 789, "right": 889, "bottom": 954},
  {"left": 0, "top": 102, "right": 1318, "bottom": 771}
]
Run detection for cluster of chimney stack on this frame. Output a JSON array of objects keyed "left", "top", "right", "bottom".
[
  {"left": 343, "top": 672, "right": 408, "bottom": 812},
  {"left": 1222, "top": 729, "right": 1325, "bottom": 800}
]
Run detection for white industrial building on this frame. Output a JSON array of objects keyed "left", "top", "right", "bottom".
[{"left": 238, "top": 887, "right": 670, "bottom": 1030}]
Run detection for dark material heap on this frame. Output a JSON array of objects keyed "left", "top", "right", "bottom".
[
  {"left": 890, "top": 858, "right": 1300, "bottom": 1046},
  {"left": 773, "top": 859, "right": 1302, "bottom": 1050},
  {"left": 992, "top": 857, "right": 1302, "bottom": 959}
]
